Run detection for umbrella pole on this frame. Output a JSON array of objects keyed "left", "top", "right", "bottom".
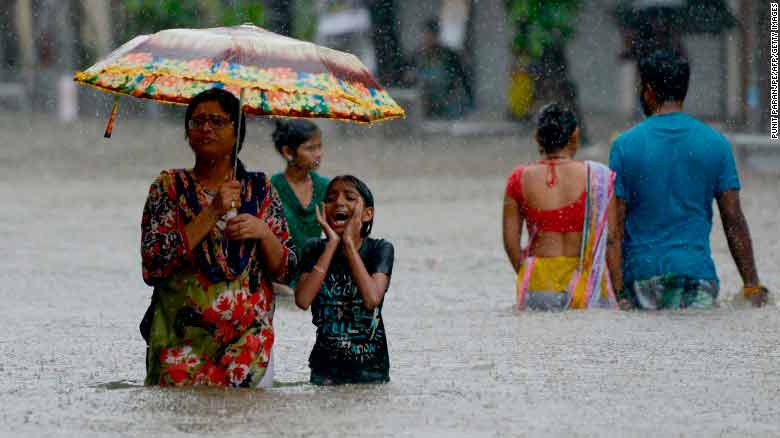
[
  {"left": 232, "top": 88, "right": 245, "bottom": 179},
  {"left": 224, "top": 88, "right": 245, "bottom": 222},
  {"left": 104, "top": 95, "right": 120, "bottom": 138}
]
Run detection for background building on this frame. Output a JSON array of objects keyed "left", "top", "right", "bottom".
[{"left": 0, "top": 0, "right": 770, "bottom": 137}]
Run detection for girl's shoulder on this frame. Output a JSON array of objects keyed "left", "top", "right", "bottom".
[
  {"left": 365, "top": 237, "right": 394, "bottom": 249},
  {"left": 363, "top": 238, "right": 394, "bottom": 260},
  {"left": 310, "top": 171, "right": 330, "bottom": 186},
  {"left": 362, "top": 238, "right": 394, "bottom": 275},
  {"left": 270, "top": 172, "right": 285, "bottom": 185}
]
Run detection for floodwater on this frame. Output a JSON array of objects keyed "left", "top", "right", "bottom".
[{"left": 1, "top": 112, "right": 779, "bottom": 437}]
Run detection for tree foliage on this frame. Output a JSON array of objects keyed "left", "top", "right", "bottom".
[
  {"left": 119, "top": 0, "right": 265, "bottom": 42},
  {"left": 506, "top": 0, "right": 582, "bottom": 59}
]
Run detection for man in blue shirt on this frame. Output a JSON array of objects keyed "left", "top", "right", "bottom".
[{"left": 609, "top": 50, "right": 768, "bottom": 309}]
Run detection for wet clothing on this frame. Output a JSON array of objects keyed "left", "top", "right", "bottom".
[
  {"left": 506, "top": 164, "right": 587, "bottom": 233},
  {"left": 141, "top": 163, "right": 296, "bottom": 387},
  {"left": 512, "top": 161, "right": 617, "bottom": 310},
  {"left": 299, "top": 238, "right": 394, "bottom": 384},
  {"left": 610, "top": 112, "right": 740, "bottom": 308},
  {"left": 515, "top": 256, "right": 610, "bottom": 311},
  {"left": 517, "top": 257, "right": 578, "bottom": 311},
  {"left": 627, "top": 274, "right": 718, "bottom": 310},
  {"left": 270, "top": 171, "right": 329, "bottom": 285}
]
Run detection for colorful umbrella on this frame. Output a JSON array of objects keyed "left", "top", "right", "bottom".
[{"left": 74, "top": 23, "right": 405, "bottom": 137}]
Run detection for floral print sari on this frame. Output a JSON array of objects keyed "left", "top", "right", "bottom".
[{"left": 141, "top": 161, "right": 296, "bottom": 387}]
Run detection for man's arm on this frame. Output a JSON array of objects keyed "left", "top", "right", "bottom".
[
  {"left": 607, "top": 196, "right": 627, "bottom": 308},
  {"left": 716, "top": 189, "right": 767, "bottom": 306}
]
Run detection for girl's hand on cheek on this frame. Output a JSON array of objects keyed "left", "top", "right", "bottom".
[
  {"left": 342, "top": 206, "right": 363, "bottom": 249},
  {"left": 316, "top": 204, "right": 340, "bottom": 245}
]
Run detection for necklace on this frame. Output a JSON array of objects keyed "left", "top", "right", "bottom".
[{"left": 537, "top": 156, "right": 573, "bottom": 187}]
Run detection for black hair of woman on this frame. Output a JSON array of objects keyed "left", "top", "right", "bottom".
[
  {"left": 271, "top": 119, "right": 320, "bottom": 159},
  {"left": 184, "top": 88, "right": 247, "bottom": 152},
  {"left": 326, "top": 175, "right": 374, "bottom": 237},
  {"left": 535, "top": 103, "right": 578, "bottom": 154}
]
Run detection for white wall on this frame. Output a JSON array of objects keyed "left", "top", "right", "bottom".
[
  {"left": 395, "top": 0, "right": 731, "bottom": 120},
  {"left": 566, "top": 2, "right": 624, "bottom": 115},
  {"left": 566, "top": 1, "right": 728, "bottom": 119},
  {"left": 684, "top": 35, "right": 725, "bottom": 118}
]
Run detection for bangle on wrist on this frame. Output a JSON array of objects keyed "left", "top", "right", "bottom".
[
  {"left": 742, "top": 284, "right": 767, "bottom": 297},
  {"left": 312, "top": 265, "right": 326, "bottom": 274}
]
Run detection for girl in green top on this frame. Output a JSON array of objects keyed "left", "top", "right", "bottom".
[{"left": 270, "top": 120, "right": 329, "bottom": 286}]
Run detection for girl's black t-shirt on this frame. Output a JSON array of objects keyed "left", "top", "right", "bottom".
[{"left": 299, "top": 238, "right": 394, "bottom": 383}]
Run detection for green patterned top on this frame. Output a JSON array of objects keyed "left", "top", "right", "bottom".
[{"left": 271, "top": 171, "right": 330, "bottom": 283}]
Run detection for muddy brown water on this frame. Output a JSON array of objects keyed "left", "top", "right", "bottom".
[{"left": 1, "top": 113, "right": 778, "bottom": 437}]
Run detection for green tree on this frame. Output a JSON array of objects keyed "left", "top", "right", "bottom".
[
  {"left": 118, "top": 0, "right": 265, "bottom": 43},
  {"left": 505, "top": 0, "right": 587, "bottom": 141},
  {"left": 506, "top": 0, "right": 581, "bottom": 60}
]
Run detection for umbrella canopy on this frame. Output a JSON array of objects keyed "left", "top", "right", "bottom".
[
  {"left": 615, "top": 0, "right": 736, "bottom": 35},
  {"left": 74, "top": 23, "right": 405, "bottom": 124}
]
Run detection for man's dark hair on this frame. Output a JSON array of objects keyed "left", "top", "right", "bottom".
[
  {"left": 326, "top": 175, "right": 375, "bottom": 237},
  {"left": 536, "top": 103, "right": 578, "bottom": 154},
  {"left": 424, "top": 18, "right": 440, "bottom": 35},
  {"left": 185, "top": 88, "right": 247, "bottom": 152},
  {"left": 638, "top": 49, "right": 690, "bottom": 104}
]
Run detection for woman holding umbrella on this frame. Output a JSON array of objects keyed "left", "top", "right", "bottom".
[
  {"left": 74, "top": 24, "right": 404, "bottom": 387},
  {"left": 140, "top": 88, "right": 296, "bottom": 387}
]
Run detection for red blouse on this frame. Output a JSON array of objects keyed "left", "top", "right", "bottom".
[{"left": 505, "top": 165, "right": 586, "bottom": 233}]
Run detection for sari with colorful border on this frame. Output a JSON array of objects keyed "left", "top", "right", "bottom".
[{"left": 516, "top": 161, "right": 617, "bottom": 310}]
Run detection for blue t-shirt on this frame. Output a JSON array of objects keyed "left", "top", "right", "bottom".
[{"left": 609, "top": 112, "right": 740, "bottom": 285}]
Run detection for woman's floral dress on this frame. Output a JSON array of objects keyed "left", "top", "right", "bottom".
[{"left": 141, "top": 163, "right": 296, "bottom": 387}]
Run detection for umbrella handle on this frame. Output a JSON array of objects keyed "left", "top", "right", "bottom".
[
  {"left": 104, "top": 96, "right": 120, "bottom": 138},
  {"left": 214, "top": 208, "right": 237, "bottom": 231},
  {"left": 232, "top": 88, "right": 245, "bottom": 179}
]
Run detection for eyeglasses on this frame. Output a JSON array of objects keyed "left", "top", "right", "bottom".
[{"left": 188, "top": 115, "right": 234, "bottom": 130}]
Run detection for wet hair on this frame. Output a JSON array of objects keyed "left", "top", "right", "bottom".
[
  {"left": 185, "top": 88, "right": 247, "bottom": 152},
  {"left": 536, "top": 103, "right": 578, "bottom": 153},
  {"left": 326, "top": 175, "right": 375, "bottom": 237},
  {"left": 424, "top": 18, "right": 440, "bottom": 35},
  {"left": 638, "top": 49, "right": 690, "bottom": 104},
  {"left": 271, "top": 119, "right": 320, "bottom": 156}
]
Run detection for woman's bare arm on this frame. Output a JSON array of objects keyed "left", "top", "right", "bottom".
[{"left": 503, "top": 194, "right": 525, "bottom": 273}]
